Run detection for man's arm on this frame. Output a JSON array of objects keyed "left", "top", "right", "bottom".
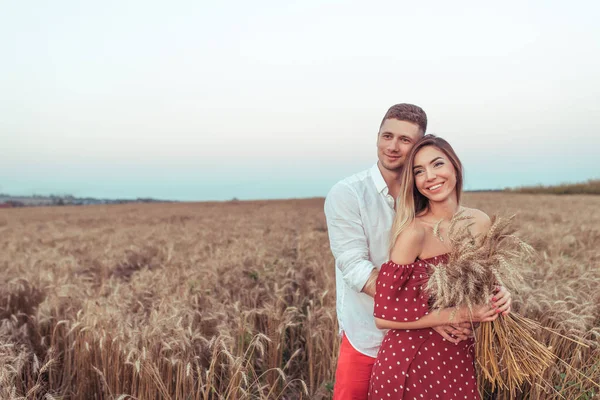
[
  {"left": 361, "top": 269, "right": 379, "bottom": 297},
  {"left": 324, "top": 183, "right": 378, "bottom": 297}
]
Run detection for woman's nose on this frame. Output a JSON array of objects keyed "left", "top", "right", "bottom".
[{"left": 426, "top": 169, "right": 436, "bottom": 180}]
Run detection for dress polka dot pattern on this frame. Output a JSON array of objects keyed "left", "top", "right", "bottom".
[{"left": 369, "top": 254, "right": 480, "bottom": 400}]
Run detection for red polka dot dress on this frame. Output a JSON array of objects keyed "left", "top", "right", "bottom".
[{"left": 369, "top": 254, "right": 480, "bottom": 400}]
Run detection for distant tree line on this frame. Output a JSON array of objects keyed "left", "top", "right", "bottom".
[
  {"left": 0, "top": 200, "right": 25, "bottom": 207},
  {"left": 0, "top": 193, "right": 173, "bottom": 208},
  {"left": 505, "top": 179, "right": 600, "bottom": 195}
]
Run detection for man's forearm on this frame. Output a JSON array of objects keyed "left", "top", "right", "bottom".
[{"left": 361, "top": 269, "right": 379, "bottom": 297}]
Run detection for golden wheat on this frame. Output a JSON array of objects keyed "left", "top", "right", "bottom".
[{"left": 0, "top": 193, "right": 599, "bottom": 399}]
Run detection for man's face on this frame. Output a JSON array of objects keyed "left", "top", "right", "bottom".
[{"left": 376, "top": 119, "right": 423, "bottom": 172}]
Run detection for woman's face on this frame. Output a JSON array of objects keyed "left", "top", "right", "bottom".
[{"left": 413, "top": 145, "right": 457, "bottom": 202}]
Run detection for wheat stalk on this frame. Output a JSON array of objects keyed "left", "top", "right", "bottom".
[{"left": 427, "top": 212, "right": 594, "bottom": 397}]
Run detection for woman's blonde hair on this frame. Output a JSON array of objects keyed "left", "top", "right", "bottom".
[{"left": 389, "top": 135, "right": 464, "bottom": 255}]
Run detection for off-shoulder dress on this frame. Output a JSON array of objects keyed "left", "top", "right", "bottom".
[{"left": 368, "top": 254, "right": 480, "bottom": 400}]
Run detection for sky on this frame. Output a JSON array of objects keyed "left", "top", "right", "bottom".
[{"left": 1, "top": 0, "right": 599, "bottom": 201}]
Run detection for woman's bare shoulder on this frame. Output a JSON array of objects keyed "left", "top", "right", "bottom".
[
  {"left": 461, "top": 207, "right": 491, "bottom": 235},
  {"left": 403, "top": 218, "right": 428, "bottom": 238},
  {"left": 390, "top": 220, "right": 426, "bottom": 264}
]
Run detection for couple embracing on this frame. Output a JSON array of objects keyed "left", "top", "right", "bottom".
[{"left": 324, "top": 104, "right": 512, "bottom": 400}]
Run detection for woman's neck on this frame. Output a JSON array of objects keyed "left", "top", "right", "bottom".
[{"left": 425, "top": 196, "right": 460, "bottom": 222}]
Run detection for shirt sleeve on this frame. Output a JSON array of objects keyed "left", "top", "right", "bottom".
[{"left": 324, "top": 182, "right": 377, "bottom": 293}]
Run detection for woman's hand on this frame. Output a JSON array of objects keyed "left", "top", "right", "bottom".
[
  {"left": 457, "top": 304, "right": 498, "bottom": 323},
  {"left": 491, "top": 285, "right": 512, "bottom": 316}
]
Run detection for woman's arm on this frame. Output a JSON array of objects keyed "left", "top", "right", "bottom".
[
  {"left": 378, "top": 222, "right": 450, "bottom": 331},
  {"left": 375, "top": 308, "right": 454, "bottom": 329},
  {"left": 375, "top": 304, "right": 498, "bottom": 330},
  {"left": 377, "top": 217, "right": 499, "bottom": 332}
]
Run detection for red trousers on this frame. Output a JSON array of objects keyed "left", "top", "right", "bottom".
[{"left": 333, "top": 334, "right": 377, "bottom": 400}]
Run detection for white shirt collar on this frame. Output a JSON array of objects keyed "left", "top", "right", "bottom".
[{"left": 370, "top": 163, "right": 389, "bottom": 195}]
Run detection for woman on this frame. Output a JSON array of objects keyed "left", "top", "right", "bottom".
[{"left": 369, "top": 135, "right": 506, "bottom": 400}]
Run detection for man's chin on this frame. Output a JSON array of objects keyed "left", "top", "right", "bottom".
[{"left": 380, "top": 161, "right": 403, "bottom": 172}]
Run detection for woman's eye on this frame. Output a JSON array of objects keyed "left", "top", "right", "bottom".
[
  {"left": 434, "top": 162, "right": 444, "bottom": 167},
  {"left": 414, "top": 170, "right": 423, "bottom": 176}
]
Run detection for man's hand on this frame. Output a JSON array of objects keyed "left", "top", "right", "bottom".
[
  {"left": 361, "top": 269, "right": 378, "bottom": 297},
  {"left": 432, "top": 322, "right": 473, "bottom": 344},
  {"left": 492, "top": 285, "right": 512, "bottom": 316}
]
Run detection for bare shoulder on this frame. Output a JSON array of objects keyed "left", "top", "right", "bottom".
[
  {"left": 403, "top": 219, "right": 427, "bottom": 242},
  {"left": 461, "top": 207, "right": 491, "bottom": 236},
  {"left": 390, "top": 220, "right": 426, "bottom": 264}
]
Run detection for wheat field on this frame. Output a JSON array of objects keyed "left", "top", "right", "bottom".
[{"left": 1, "top": 193, "right": 599, "bottom": 399}]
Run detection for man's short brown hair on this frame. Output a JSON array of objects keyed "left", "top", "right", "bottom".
[{"left": 379, "top": 103, "right": 427, "bottom": 133}]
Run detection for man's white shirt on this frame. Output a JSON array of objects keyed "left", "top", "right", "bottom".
[{"left": 324, "top": 163, "right": 395, "bottom": 358}]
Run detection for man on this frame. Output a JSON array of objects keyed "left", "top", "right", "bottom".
[{"left": 324, "top": 104, "right": 511, "bottom": 399}]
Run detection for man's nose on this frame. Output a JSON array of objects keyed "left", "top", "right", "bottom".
[{"left": 390, "top": 138, "right": 401, "bottom": 151}]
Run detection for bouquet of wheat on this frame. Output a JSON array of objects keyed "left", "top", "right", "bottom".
[{"left": 425, "top": 212, "right": 556, "bottom": 398}]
